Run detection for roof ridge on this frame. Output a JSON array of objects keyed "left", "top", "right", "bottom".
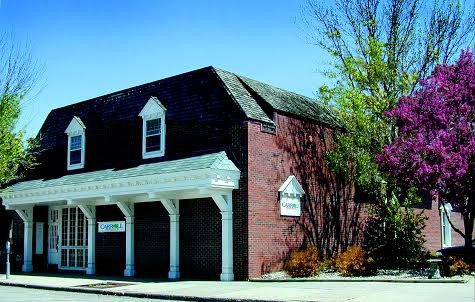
[{"left": 52, "top": 66, "right": 217, "bottom": 112}]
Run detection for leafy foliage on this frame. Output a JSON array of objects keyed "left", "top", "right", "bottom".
[
  {"left": 333, "top": 245, "right": 375, "bottom": 276},
  {"left": 378, "top": 51, "right": 475, "bottom": 247},
  {"left": 363, "top": 191, "right": 429, "bottom": 268},
  {"left": 284, "top": 246, "right": 322, "bottom": 278},
  {"left": 441, "top": 256, "right": 475, "bottom": 276},
  {"left": 301, "top": 0, "right": 474, "bottom": 198},
  {"left": 0, "top": 34, "right": 42, "bottom": 187}
]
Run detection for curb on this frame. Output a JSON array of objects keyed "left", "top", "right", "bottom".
[
  {"left": 249, "top": 278, "right": 468, "bottom": 283},
  {"left": 0, "top": 281, "right": 284, "bottom": 302}
]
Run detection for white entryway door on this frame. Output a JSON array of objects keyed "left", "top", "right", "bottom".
[
  {"left": 60, "top": 207, "right": 88, "bottom": 270},
  {"left": 48, "top": 207, "right": 88, "bottom": 270},
  {"left": 48, "top": 208, "right": 60, "bottom": 265}
]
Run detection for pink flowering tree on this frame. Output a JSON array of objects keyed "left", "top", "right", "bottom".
[{"left": 378, "top": 51, "right": 475, "bottom": 249}]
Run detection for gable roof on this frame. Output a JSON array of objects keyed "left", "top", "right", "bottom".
[
  {"left": 213, "top": 68, "right": 342, "bottom": 128},
  {"left": 38, "top": 66, "right": 341, "bottom": 150}
]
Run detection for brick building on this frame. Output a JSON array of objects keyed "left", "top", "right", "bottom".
[{"left": 0, "top": 66, "right": 465, "bottom": 279}]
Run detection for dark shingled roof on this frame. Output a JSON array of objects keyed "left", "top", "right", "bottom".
[
  {"left": 38, "top": 66, "right": 341, "bottom": 147},
  {"left": 234, "top": 73, "right": 343, "bottom": 127}
]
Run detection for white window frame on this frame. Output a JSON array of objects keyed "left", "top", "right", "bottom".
[
  {"left": 56, "top": 206, "right": 88, "bottom": 271},
  {"left": 139, "top": 97, "right": 166, "bottom": 159},
  {"left": 440, "top": 203, "right": 453, "bottom": 248},
  {"left": 65, "top": 117, "right": 86, "bottom": 170}
]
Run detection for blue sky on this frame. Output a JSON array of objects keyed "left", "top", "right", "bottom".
[{"left": 0, "top": 0, "right": 329, "bottom": 138}]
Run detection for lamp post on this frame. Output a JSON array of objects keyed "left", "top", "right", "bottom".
[{"left": 5, "top": 241, "right": 10, "bottom": 279}]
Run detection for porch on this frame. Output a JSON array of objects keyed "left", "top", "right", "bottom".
[{"left": 0, "top": 152, "right": 240, "bottom": 281}]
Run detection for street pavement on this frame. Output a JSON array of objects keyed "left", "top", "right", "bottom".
[
  {"left": 0, "top": 286, "right": 190, "bottom": 302},
  {"left": 0, "top": 273, "right": 474, "bottom": 302}
]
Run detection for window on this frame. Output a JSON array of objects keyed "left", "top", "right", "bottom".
[
  {"left": 440, "top": 203, "right": 452, "bottom": 248},
  {"left": 69, "top": 135, "right": 82, "bottom": 164},
  {"left": 139, "top": 96, "right": 166, "bottom": 159},
  {"left": 145, "top": 118, "right": 162, "bottom": 152},
  {"left": 65, "top": 116, "right": 86, "bottom": 170}
]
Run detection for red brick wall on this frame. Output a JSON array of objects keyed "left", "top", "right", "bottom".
[
  {"left": 419, "top": 198, "right": 466, "bottom": 252},
  {"left": 246, "top": 114, "right": 365, "bottom": 278}
]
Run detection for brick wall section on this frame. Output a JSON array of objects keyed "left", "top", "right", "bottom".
[
  {"left": 135, "top": 202, "right": 170, "bottom": 277},
  {"left": 229, "top": 121, "right": 249, "bottom": 280},
  {"left": 418, "top": 198, "right": 466, "bottom": 251},
  {"left": 246, "top": 114, "right": 365, "bottom": 278},
  {"left": 180, "top": 198, "right": 221, "bottom": 279},
  {"left": 95, "top": 205, "right": 125, "bottom": 275}
]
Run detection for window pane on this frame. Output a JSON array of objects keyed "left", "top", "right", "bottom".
[
  {"left": 146, "top": 135, "right": 161, "bottom": 152},
  {"left": 146, "top": 119, "right": 160, "bottom": 136},
  {"left": 70, "top": 150, "right": 82, "bottom": 164},
  {"left": 443, "top": 213, "right": 451, "bottom": 246},
  {"left": 70, "top": 135, "right": 82, "bottom": 150}
]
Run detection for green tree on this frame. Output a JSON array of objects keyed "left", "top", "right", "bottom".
[
  {"left": 0, "top": 33, "right": 42, "bottom": 187},
  {"left": 301, "top": 0, "right": 474, "bottom": 197}
]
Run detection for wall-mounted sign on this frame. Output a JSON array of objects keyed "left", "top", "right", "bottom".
[
  {"left": 280, "top": 195, "right": 301, "bottom": 217},
  {"left": 35, "top": 222, "right": 44, "bottom": 254},
  {"left": 98, "top": 221, "right": 125, "bottom": 233},
  {"left": 279, "top": 176, "right": 305, "bottom": 217}
]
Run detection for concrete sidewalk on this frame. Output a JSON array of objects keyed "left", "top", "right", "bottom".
[{"left": 0, "top": 273, "right": 474, "bottom": 302}]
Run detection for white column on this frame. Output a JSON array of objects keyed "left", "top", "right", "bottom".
[
  {"left": 15, "top": 208, "right": 34, "bottom": 272},
  {"left": 87, "top": 217, "right": 96, "bottom": 275},
  {"left": 79, "top": 204, "right": 96, "bottom": 275},
  {"left": 117, "top": 201, "right": 135, "bottom": 277},
  {"left": 159, "top": 198, "right": 180, "bottom": 279},
  {"left": 212, "top": 194, "right": 234, "bottom": 281},
  {"left": 220, "top": 210, "right": 233, "bottom": 281},
  {"left": 23, "top": 221, "right": 34, "bottom": 272},
  {"left": 124, "top": 216, "right": 135, "bottom": 276},
  {"left": 169, "top": 213, "right": 180, "bottom": 279}
]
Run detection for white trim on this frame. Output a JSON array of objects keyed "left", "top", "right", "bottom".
[
  {"left": 1, "top": 168, "right": 240, "bottom": 207},
  {"left": 212, "top": 194, "right": 234, "bottom": 281},
  {"left": 278, "top": 175, "right": 305, "bottom": 196},
  {"left": 278, "top": 176, "right": 304, "bottom": 217},
  {"left": 440, "top": 203, "right": 452, "bottom": 248},
  {"left": 65, "top": 117, "right": 86, "bottom": 170},
  {"left": 15, "top": 207, "right": 34, "bottom": 272},
  {"left": 139, "top": 97, "right": 166, "bottom": 159}
]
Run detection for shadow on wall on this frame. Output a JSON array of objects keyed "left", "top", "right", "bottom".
[{"left": 276, "top": 117, "right": 365, "bottom": 259}]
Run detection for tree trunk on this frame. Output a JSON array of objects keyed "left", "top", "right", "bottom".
[{"left": 463, "top": 195, "right": 474, "bottom": 253}]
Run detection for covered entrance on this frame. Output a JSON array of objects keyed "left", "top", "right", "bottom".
[
  {"left": 50, "top": 207, "right": 88, "bottom": 270},
  {"left": 0, "top": 152, "right": 240, "bottom": 281}
]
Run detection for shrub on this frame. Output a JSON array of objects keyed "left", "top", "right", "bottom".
[
  {"left": 441, "top": 256, "right": 475, "bottom": 276},
  {"left": 284, "top": 246, "right": 322, "bottom": 278},
  {"left": 363, "top": 191, "right": 429, "bottom": 269},
  {"left": 334, "top": 246, "right": 375, "bottom": 276}
]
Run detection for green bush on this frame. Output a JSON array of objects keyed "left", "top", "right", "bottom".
[
  {"left": 284, "top": 246, "right": 322, "bottom": 278},
  {"left": 334, "top": 245, "right": 375, "bottom": 276},
  {"left": 363, "top": 191, "right": 429, "bottom": 268}
]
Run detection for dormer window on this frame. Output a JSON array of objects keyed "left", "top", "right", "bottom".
[
  {"left": 65, "top": 116, "right": 86, "bottom": 170},
  {"left": 139, "top": 96, "right": 166, "bottom": 159}
]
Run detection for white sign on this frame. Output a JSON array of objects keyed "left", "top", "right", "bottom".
[
  {"left": 98, "top": 221, "right": 126, "bottom": 233},
  {"left": 35, "top": 222, "right": 44, "bottom": 254},
  {"left": 280, "top": 195, "right": 301, "bottom": 217}
]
